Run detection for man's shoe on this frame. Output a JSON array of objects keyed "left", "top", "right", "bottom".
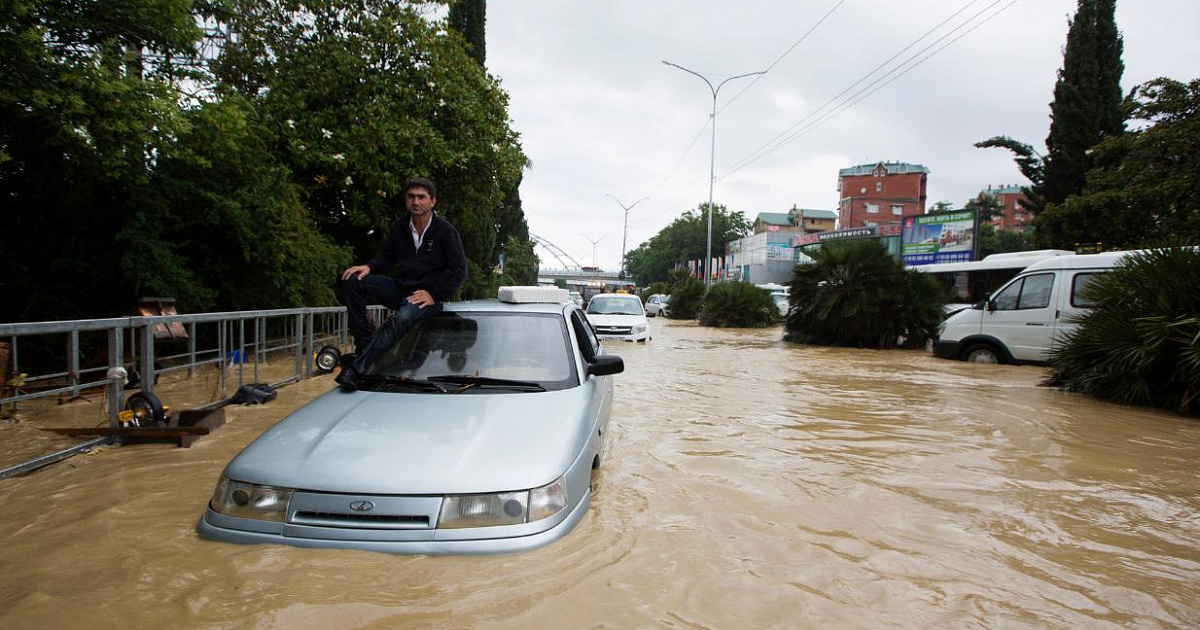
[{"left": 335, "top": 365, "right": 359, "bottom": 390}]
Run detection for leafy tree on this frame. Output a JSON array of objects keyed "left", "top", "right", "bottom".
[
  {"left": 1, "top": 0, "right": 206, "bottom": 321},
  {"left": 965, "top": 193, "right": 1004, "bottom": 223},
  {"left": 1045, "top": 247, "right": 1200, "bottom": 416},
  {"left": 214, "top": 0, "right": 526, "bottom": 300},
  {"left": 1036, "top": 77, "right": 1200, "bottom": 249},
  {"left": 665, "top": 269, "right": 704, "bottom": 320},
  {"left": 976, "top": 224, "right": 1036, "bottom": 259},
  {"left": 447, "top": 0, "right": 486, "bottom": 66},
  {"left": 976, "top": 0, "right": 1124, "bottom": 224},
  {"left": 928, "top": 200, "right": 957, "bottom": 214},
  {"left": 699, "top": 282, "right": 778, "bottom": 328},
  {"left": 499, "top": 235, "right": 539, "bottom": 286},
  {"left": 625, "top": 203, "right": 751, "bottom": 286},
  {"left": 785, "top": 239, "right": 946, "bottom": 348}
]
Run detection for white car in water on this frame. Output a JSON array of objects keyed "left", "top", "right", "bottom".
[
  {"left": 586, "top": 294, "right": 650, "bottom": 342},
  {"left": 644, "top": 293, "right": 670, "bottom": 317}
]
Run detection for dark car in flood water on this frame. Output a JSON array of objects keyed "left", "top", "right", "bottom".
[{"left": 198, "top": 287, "right": 622, "bottom": 555}]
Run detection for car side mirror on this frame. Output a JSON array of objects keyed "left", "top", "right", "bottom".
[{"left": 587, "top": 355, "right": 624, "bottom": 377}]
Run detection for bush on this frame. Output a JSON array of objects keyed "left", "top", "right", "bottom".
[
  {"left": 785, "top": 239, "right": 947, "bottom": 348},
  {"left": 1045, "top": 247, "right": 1200, "bottom": 415},
  {"left": 665, "top": 269, "right": 704, "bottom": 319},
  {"left": 699, "top": 282, "right": 779, "bottom": 327}
]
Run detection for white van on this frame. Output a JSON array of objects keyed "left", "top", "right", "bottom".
[{"left": 932, "top": 250, "right": 1137, "bottom": 365}]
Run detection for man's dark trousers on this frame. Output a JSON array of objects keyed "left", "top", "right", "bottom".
[{"left": 339, "top": 274, "right": 443, "bottom": 374}]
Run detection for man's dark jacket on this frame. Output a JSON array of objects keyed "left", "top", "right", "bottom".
[{"left": 366, "top": 212, "right": 468, "bottom": 302}]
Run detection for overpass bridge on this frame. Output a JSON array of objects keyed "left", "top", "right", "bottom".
[{"left": 536, "top": 268, "right": 629, "bottom": 289}]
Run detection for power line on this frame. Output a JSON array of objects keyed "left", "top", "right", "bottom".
[
  {"left": 717, "top": 0, "right": 849, "bottom": 114},
  {"left": 719, "top": 0, "right": 999, "bottom": 177}
]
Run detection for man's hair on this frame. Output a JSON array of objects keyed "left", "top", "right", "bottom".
[{"left": 403, "top": 177, "right": 437, "bottom": 198}]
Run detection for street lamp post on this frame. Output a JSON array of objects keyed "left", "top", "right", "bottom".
[
  {"left": 605, "top": 194, "right": 647, "bottom": 280},
  {"left": 662, "top": 61, "right": 765, "bottom": 286},
  {"left": 583, "top": 234, "right": 606, "bottom": 267}
]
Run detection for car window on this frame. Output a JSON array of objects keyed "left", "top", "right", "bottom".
[
  {"left": 1071, "top": 272, "right": 1102, "bottom": 307},
  {"left": 367, "top": 312, "right": 579, "bottom": 390},
  {"left": 992, "top": 273, "right": 1055, "bottom": 311},
  {"left": 586, "top": 296, "right": 643, "bottom": 315}
]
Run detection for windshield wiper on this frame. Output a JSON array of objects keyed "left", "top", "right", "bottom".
[
  {"left": 355, "top": 374, "right": 452, "bottom": 393},
  {"left": 426, "top": 375, "right": 547, "bottom": 392}
]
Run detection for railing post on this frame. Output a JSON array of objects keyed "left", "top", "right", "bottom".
[
  {"left": 67, "top": 330, "right": 80, "bottom": 400},
  {"left": 304, "top": 311, "right": 315, "bottom": 379},
  {"left": 294, "top": 313, "right": 304, "bottom": 381},
  {"left": 218, "top": 320, "right": 227, "bottom": 398},
  {"left": 187, "top": 321, "right": 196, "bottom": 378},
  {"left": 141, "top": 323, "right": 155, "bottom": 397},
  {"left": 107, "top": 327, "right": 123, "bottom": 427},
  {"left": 237, "top": 318, "right": 246, "bottom": 388}
]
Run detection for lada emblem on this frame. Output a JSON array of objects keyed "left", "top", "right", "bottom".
[{"left": 349, "top": 500, "right": 375, "bottom": 512}]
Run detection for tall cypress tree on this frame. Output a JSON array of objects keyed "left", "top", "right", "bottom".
[
  {"left": 1041, "top": 0, "right": 1125, "bottom": 206},
  {"left": 447, "top": 0, "right": 487, "bottom": 66}
]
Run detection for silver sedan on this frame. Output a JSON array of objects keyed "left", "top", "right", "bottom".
[{"left": 198, "top": 288, "right": 622, "bottom": 555}]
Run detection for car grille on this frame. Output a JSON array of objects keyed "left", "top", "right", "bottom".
[
  {"left": 595, "top": 326, "right": 632, "bottom": 334},
  {"left": 293, "top": 511, "right": 430, "bottom": 527}
]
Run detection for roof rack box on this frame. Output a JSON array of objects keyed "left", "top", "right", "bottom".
[{"left": 498, "top": 286, "right": 569, "bottom": 304}]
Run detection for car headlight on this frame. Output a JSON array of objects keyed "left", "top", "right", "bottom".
[
  {"left": 437, "top": 477, "right": 568, "bottom": 529},
  {"left": 209, "top": 476, "right": 293, "bottom": 522},
  {"left": 632, "top": 324, "right": 647, "bottom": 334}
]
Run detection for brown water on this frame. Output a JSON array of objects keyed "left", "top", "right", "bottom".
[{"left": 2, "top": 321, "right": 1198, "bottom": 629}]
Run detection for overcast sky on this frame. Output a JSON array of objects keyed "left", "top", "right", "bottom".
[{"left": 484, "top": 1, "right": 1200, "bottom": 271}]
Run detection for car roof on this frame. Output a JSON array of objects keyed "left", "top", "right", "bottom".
[{"left": 444, "top": 299, "right": 571, "bottom": 315}]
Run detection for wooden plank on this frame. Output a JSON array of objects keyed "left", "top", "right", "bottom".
[{"left": 43, "top": 426, "right": 211, "bottom": 437}]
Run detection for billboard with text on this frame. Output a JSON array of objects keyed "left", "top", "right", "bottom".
[{"left": 901, "top": 209, "right": 978, "bottom": 265}]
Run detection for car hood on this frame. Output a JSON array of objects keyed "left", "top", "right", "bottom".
[
  {"left": 224, "top": 386, "right": 598, "bottom": 495},
  {"left": 587, "top": 313, "right": 646, "bottom": 326}
]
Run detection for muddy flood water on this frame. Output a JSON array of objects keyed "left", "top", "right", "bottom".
[{"left": 2, "top": 320, "right": 1199, "bottom": 629}]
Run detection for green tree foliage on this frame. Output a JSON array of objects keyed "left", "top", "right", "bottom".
[
  {"left": 499, "top": 235, "right": 539, "bottom": 287},
  {"left": 928, "top": 200, "right": 957, "bottom": 214},
  {"left": 624, "top": 203, "right": 751, "bottom": 286},
  {"left": 1045, "top": 247, "right": 1200, "bottom": 416},
  {"left": 0, "top": 0, "right": 205, "bottom": 320},
  {"left": 976, "top": 224, "right": 1036, "bottom": 259},
  {"left": 785, "top": 239, "right": 946, "bottom": 349},
  {"left": 964, "top": 193, "right": 1004, "bottom": 222},
  {"left": 665, "top": 269, "right": 704, "bottom": 320},
  {"left": 214, "top": 0, "right": 526, "bottom": 299},
  {"left": 1035, "top": 77, "right": 1200, "bottom": 249},
  {"left": 976, "top": 0, "right": 1124, "bottom": 222},
  {"left": 698, "top": 282, "right": 778, "bottom": 328},
  {"left": 447, "top": 0, "right": 486, "bottom": 66},
  {"left": 1041, "top": 0, "right": 1125, "bottom": 207}
]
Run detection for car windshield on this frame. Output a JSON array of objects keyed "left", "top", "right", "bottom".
[
  {"left": 587, "top": 296, "right": 643, "bottom": 315},
  {"left": 362, "top": 312, "right": 578, "bottom": 391}
]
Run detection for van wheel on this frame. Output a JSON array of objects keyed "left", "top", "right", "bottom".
[{"left": 963, "top": 344, "right": 1002, "bottom": 364}]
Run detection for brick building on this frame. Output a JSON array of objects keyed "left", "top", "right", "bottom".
[
  {"left": 837, "top": 161, "right": 929, "bottom": 228},
  {"left": 981, "top": 185, "right": 1032, "bottom": 233}
]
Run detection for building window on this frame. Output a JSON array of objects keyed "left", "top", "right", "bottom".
[
  {"left": 866, "top": 203, "right": 879, "bottom": 214},
  {"left": 891, "top": 204, "right": 903, "bottom": 215},
  {"left": 875, "top": 182, "right": 882, "bottom": 192}
]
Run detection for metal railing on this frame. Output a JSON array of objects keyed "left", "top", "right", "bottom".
[{"left": 0, "top": 305, "right": 388, "bottom": 479}]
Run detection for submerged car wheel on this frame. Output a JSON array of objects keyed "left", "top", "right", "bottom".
[{"left": 963, "top": 343, "right": 1002, "bottom": 364}]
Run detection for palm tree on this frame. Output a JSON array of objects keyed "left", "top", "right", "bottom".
[
  {"left": 1045, "top": 246, "right": 1200, "bottom": 415},
  {"left": 699, "top": 282, "right": 779, "bottom": 328},
  {"left": 785, "top": 239, "right": 946, "bottom": 348}
]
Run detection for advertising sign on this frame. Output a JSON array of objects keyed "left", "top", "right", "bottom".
[{"left": 901, "top": 209, "right": 978, "bottom": 265}]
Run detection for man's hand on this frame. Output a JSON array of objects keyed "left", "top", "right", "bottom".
[
  {"left": 342, "top": 265, "right": 372, "bottom": 281},
  {"left": 407, "top": 290, "right": 435, "bottom": 308}
]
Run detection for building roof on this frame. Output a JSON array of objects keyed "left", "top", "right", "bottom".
[
  {"left": 755, "top": 212, "right": 793, "bottom": 226},
  {"left": 984, "top": 185, "right": 1025, "bottom": 195},
  {"left": 839, "top": 161, "right": 930, "bottom": 177},
  {"left": 797, "top": 208, "right": 837, "bottom": 220}
]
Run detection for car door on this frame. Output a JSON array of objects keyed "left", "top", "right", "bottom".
[
  {"left": 570, "top": 310, "right": 612, "bottom": 452},
  {"left": 983, "top": 272, "right": 1058, "bottom": 362},
  {"left": 1053, "top": 270, "right": 1102, "bottom": 341}
]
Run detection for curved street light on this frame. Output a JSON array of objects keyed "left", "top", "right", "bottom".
[
  {"left": 662, "top": 60, "right": 765, "bottom": 286},
  {"left": 606, "top": 193, "right": 648, "bottom": 280}
]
